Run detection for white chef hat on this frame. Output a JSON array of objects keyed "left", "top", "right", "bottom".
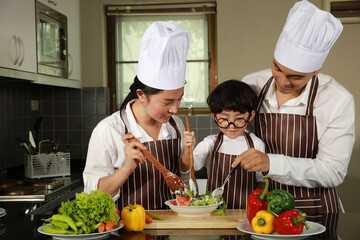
[
  {"left": 137, "top": 21, "right": 190, "bottom": 90},
  {"left": 274, "top": 0, "right": 343, "bottom": 73}
]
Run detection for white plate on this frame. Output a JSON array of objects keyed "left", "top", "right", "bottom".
[
  {"left": 38, "top": 222, "right": 123, "bottom": 240},
  {"left": 237, "top": 221, "right": 325, "bottom": 240},
  {"left": 165, "top": 199, "right": 223, "bottom": 217},
  {"left": 0, "top": 208, "right": 5, "bottom": 215}
]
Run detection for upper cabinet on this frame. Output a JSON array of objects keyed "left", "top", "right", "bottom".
[
  {"left": 0, "top": 0, "right": 37, "bottom": 73},
  {"left": 0, "top": 0, "right": 81, "bottom": 88}
]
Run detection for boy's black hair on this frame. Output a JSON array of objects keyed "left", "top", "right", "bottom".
[{"left": 207, "top": 80, "right": 258, "bottom": 115}]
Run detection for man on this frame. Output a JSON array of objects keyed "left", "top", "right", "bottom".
[{"left": 235, "top": 0, "right": 355, "bottom": 223}]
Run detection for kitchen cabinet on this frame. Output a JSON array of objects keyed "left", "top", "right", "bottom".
[
  {"left": 37, "top": 0, "right": 82, "bottom": 82},
  {"left": 0, "top": 0, "right": 37, "bottom": 74},
  {"left": 0, "top": 0, "right": 81, "bottom": 88}
]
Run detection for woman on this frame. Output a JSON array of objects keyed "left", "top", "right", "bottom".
[
  {"left": 83, "top": 21, "right": 190, "bottom": 210},
  {"left": 235, "top": 0, "right": 355, "bottom": 224}
]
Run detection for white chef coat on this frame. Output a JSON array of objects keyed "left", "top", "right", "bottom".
[
  {"left": 242, "top": 69, "right": 355, "bottom": 188},
  {"left": 193, "top": 131, "right": 265, "bottom": 181},
  {"left": 83, "top": 100, "right": 185, "bottom": 201}
]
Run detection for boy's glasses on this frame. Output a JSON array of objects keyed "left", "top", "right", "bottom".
[{"left": 214, "top": 117, "right": 249, "bottom": 129}]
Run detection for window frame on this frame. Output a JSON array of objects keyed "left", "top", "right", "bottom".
[{"left": 106, "top": 4, "right": 217, "bottom": 115}]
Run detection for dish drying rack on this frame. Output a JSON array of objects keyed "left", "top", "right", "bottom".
[{"left": 24, "top": 140, "right": 70, "bottom": 179}]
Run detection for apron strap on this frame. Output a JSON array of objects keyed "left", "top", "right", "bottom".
[
  {"left": 213, "top": 131, "right": 254, "bottom": 153},
  {"left": 244, "top": 131, "right": 254, "bottom": 149},
  {"left": 256, "top": 76, "right": 319, "bottom": 117},
  {"left": 213, "top": 132, "right": 224, "bottom": 153},
  {"left": 168, "top": 117, "right": 181, "bottom": 139},
  {"left": 256, "top": 76, "right": 273, "bottom": 113},
  {"left": 305, "top": 76, "right": 319, "bottom": 116},
  {"left": 119, "top": 110, "right": 129, "bottom": 134}
]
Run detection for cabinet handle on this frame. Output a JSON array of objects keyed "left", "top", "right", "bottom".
[
  {"left": 48, "top": 0, "right": 57, "bottom": 6},
  {"left": 12, "top": 35, "right": 20, "bottom": 65},
  {"left": 18, "top": 36, "right": 25, "bottom": 67},
  {"left": 68, "top": 53, "right": 73, "bottom": 76}
]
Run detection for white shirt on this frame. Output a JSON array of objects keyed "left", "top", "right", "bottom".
[
  {"left": 193, "top": 131, "right": 266, "bottom": 181},
  {"left": 83, "top": 101, "right": 185, "bottom": 201},
  {"left": 242, "top": 69, "right": 355, "bottom": 188}
]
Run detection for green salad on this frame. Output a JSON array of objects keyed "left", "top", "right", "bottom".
[{"left": 185, "top": 190, "right": 227, "bottom": 215}]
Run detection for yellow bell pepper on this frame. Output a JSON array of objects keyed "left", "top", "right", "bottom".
[
  {"left": 251, "top": 210, "right": 276, "bottom": 234},
  {"left": 121, "top": 204, "right": 146, "bottom": 231}
]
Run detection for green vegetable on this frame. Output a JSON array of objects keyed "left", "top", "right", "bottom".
[
  {"left": 71, "top": 213, "right": 90, "bottom": 234},
  {"left": 189, "top": 191, "right": 224, "bottom": 206},
  {"left": 45, "top": 214, "right": 78, "bottom": 232},
  {"left": 51, "top": 221, "right": 69, "bottom": 230},
  {"left": 43, "top": 225, "right": 77, "bottom": 235},
  {"left": 214, "top": 203, "right": 227, "bottom": 216},
  {"left": 185, "top": 189, "right": 195, "bottom": 197},
  {"left": 146, "top": 211, "right": 164, "bottom": 220},
  {"left": 59, "top": 190, "right": 120, "bottom": 230},
  {"left": 206, "top": 198, "right": 216, "bottom": 205},
  {"left": 267, "top": 189, "right": 295, "bottom": 214},
  {"left": 90, "top": 222, "right": 102, "bottom": 232}
]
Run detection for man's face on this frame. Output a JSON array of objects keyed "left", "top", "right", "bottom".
[{"left": 271, "top": 58, "right": 320, "bottom": 96}]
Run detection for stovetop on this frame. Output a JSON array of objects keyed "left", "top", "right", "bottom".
[{"left": 0, "top": 177, "right": 82, "bottom": 202}]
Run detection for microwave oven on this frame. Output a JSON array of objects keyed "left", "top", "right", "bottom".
[{"left": 36, "top": 1, "right": 68, "bottom": 78}]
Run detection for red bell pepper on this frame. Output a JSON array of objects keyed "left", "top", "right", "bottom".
[
  {"left": 246, "top": 177, "right": 269, "bottom": 223},
  {"left": 275, "top": 209, "right": 310, "bottom": 235}
]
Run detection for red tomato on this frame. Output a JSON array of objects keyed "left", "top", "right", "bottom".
[
  {"left": 105, "top": 221, "right": 115, "bottom": 231},
  {"left": 114, "top": 208, "right": 120, "bottom": 217},
  {"left": 145, "top": 213, "right": 153, "bottom": 223},
  {"left": 176, "top": 195, "right": 191, "bottom": 206},
  {"left": 98, "top": 222, "right": 106, "bottom": 233},
  {"left": 172, "top": 200, "right": 178, "bottom": 206}
]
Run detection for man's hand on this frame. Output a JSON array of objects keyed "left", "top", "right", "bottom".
[{"left": 232, "top": 148, "right": 270, "bottom": 173}]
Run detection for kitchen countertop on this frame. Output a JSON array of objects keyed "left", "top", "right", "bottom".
[{"left": 0, "top": 209, "right": 358, "bottom": 240}]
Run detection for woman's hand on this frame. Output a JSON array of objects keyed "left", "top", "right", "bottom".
[
  {"left": 121, "top": 133, "right": 147, "bottom": 173},
  {"left": 232, "top": 148, "right": 270, "bottom": 173},
  {"left": 183, "top": 131, "right": 195, "bottom": 152}
]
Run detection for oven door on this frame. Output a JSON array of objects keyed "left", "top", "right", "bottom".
[{"left": 36, "top": 2, "right": 68, "bottom": 78}]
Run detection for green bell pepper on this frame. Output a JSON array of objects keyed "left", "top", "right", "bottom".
[{"left": 266, "top": 189, "right": 295, "bottom": 214}]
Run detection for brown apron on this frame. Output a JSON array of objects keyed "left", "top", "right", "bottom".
[
  {"left": 118, "top": 112, "right": 181, "bottom": 210},
  {"left": 207, "top": 131, "right": 255, "bottom": 209},
  {"left": 255, "top": 76, "right": 342, "bottom": 223}
]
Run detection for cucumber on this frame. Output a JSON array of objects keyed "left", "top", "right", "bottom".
[{"left": 145, "top": 211, "right": 164, "bottom": 220}]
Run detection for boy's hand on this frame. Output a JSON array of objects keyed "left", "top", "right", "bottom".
[
  {"left": 183, "top": 131, "right": 195, "bottom": 152},
  {"left": 232, "top": 148, "right": 270, "bottom": 173}
]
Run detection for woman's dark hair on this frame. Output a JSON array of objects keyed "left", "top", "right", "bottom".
[
  {"left": 207, "top": 80, "right": 258, "bottom": 115},
  {"left": 119, "top": 76, "right": 163, "bottom": 110}
]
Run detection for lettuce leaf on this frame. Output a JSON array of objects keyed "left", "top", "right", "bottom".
[{"left": 59, "top": 190, "right": 120, "bottom": 228}]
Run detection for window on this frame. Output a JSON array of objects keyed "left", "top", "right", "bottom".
[{"left": 106, "top": 3, "right": 217, "bottom": 114}]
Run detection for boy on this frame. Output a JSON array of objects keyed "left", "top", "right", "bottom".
[{"left": 182, "top": 80, "right": 265, "bottom": 209}]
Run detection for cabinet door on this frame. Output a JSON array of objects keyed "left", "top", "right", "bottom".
[
  {"left": 0, "top": 0, "right": 36, "bottom": 73},
  {"left": 15, "top": 0, "right": 37, "bottom": 73},
  {"left": 0, "top": 0, "right": 19, "bottom": 70},
  {"left": 67, "top": 0, "right": 81, "bottom": 80}
]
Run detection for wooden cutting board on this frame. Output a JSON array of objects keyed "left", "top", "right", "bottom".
[{"left": 144, "top": 209, "right": 246, "bottom": 229}]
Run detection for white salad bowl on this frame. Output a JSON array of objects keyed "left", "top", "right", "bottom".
[{"left": 165, "top": 199, "right": 223, "bottom": 217}]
